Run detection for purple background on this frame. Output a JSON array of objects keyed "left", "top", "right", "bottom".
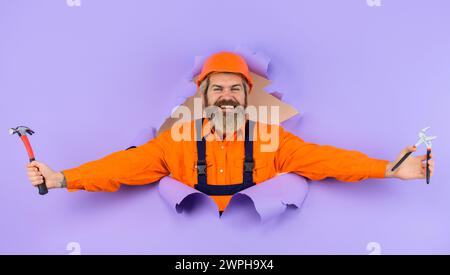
[{"left": 1, "top": 0, "right": 449, "bottom": 254}]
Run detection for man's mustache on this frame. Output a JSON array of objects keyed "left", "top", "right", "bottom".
[
  {"left": 214, "top": 99, "right": 241, "bottom": 107},
  {"left": 205, "top": 98, "right": 245, "bottom": 120}
]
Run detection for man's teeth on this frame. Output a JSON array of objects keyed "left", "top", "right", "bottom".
[{"left": 220, "top": 105, "right": 235, "bottom": 109}]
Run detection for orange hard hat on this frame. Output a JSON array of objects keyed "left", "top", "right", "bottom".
[{"left": 196, "top": 51, "right": 254, "bottom": 90}]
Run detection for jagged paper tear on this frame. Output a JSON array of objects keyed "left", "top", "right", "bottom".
[
  {"left": 157, "top": 47, "right": 299, "bottom": 135},
  {"left": 127, "top": 49, "right": 307, "bottom": 221},
  {"left": 158, "top": 173, "right": 309, "bottom": 222}
]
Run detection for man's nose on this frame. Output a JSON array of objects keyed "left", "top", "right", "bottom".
[{"left": 220, "top": 88, "right": 236, "bottom": 97}]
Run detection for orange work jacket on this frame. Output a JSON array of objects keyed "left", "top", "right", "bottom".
[{"left": 63, "top": 119, "right": 389, "bottom": 211}]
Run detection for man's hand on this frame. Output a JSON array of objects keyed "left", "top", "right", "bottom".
[
  {"left": 26, "top": 161, "right": 65, "bottom": 189},
  {"left": 385, "top": 146, "right": 435, "bottom": 180}
]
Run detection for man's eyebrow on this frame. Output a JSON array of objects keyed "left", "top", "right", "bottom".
[{"left": 211, "top": 84, "right": 243, "bottom": 88}]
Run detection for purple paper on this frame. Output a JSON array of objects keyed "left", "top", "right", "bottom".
[
  {"left": 158, "top": 176, "right": 209, "bottom": 213},
  {"left": 234, "top": 46, "right": 271, "bottom": 78},
  {"left": 238, "top": 173, "right": 309, "bottom": 221},
  {"left": 127, "top": 127, "right": 157, "bottom": 148},
  {"left": 2, "top": 0, "right": 450, "bottom": 254},
  {"left": 270, "top": 91, "right": 284, "bottom": 100},
  {"left": 158, "top": 173, "right": 309, "bottom": 221}
]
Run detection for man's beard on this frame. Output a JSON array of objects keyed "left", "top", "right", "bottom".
[{"left": 204, "top": 98, "right": 246, "bottom": 138}]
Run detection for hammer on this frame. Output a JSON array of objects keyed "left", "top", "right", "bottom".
[{"left": 9, "top": 126, "right": 48, "bottom": 195}]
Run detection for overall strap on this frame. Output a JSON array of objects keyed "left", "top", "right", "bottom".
[
  {"left": 243, "top": 120, "right": 255, "bottom": 185},
  {"left": 195, "top": 119, "right": 256, "bottom": 196},
  {"left": 196, "top": 118, "right": 207, "bottom": 186}
]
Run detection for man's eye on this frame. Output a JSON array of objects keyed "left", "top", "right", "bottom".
[{"left": 213, "top": 88, "right": 221, "bottom": 92}]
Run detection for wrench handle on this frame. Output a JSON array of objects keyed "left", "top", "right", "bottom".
[
  {"left": 391, "top": 151, "right": 413, "bottom": 171},
  {"left": 426, "top": 148, "right": 431, "bottom": 184}
]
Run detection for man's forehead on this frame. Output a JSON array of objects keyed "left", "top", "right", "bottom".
[{"left": 209, "top": 72, "right": 244, "bottom": 86}]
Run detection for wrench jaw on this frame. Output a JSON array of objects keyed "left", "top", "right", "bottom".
[
  {"left": 425, "top": 136, "right": 437, "bottom": 149},
  {"left": 418, "top": 127, "right": 430, "bottom": 140},
  {"left": 415, "top": 127, "right": 437, "bottom": 150}
]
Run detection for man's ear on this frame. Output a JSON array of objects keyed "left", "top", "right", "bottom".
[
  {"left": 244, "top": 86, "right": 249, "bottom": 107},
  {"left": 199, "top": 77, "right": 210, "bottom": 106},
  {"left": 201, "top": 89, "right": 207, "bottom": 107}
]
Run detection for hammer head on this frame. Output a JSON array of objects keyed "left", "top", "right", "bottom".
[{"left": 8, "top": 126, "right": 35, "bottom": 136}]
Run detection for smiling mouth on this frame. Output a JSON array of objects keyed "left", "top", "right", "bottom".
[{"left": 220, "top": 105, "right": 236, "bottom": 111}]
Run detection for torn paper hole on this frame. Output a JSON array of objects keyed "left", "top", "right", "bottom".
[
  {"left": 126, "top": 49, "right": 307, "bottom": 221},
  {"left": 158, "top": 173, "right": 309, "bottom": 222},
  {"left": 157, "top": 48, "right": 299, "bottom": 136}
]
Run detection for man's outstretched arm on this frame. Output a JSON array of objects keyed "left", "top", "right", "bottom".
[
  {"left": 26, "top": 130, "right": 172, "bottom": 192},
  {"left": 275, "top": 127, "right": 434, "bottom": 182}
]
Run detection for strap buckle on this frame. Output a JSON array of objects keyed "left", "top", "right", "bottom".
[
  {"left": 197, "top": 160, "right": 207, "bottom": 175},
  {"left": 244, "top": 159, "right": 254, "bottom": 173}
]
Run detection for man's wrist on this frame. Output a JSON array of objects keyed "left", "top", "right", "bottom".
[
  {"left": 58, "top": 172, "right": 67, "bottom": 188},
  {"left": 384, "top": 162, "right": 395, "bottom": 178}
]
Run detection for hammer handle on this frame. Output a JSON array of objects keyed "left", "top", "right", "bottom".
[
  {"left": 21, "top": 135, "right": 35, "bottom": 160},
  {"left": 29, "top": 158, "right": 48, "bottom": 195}
]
